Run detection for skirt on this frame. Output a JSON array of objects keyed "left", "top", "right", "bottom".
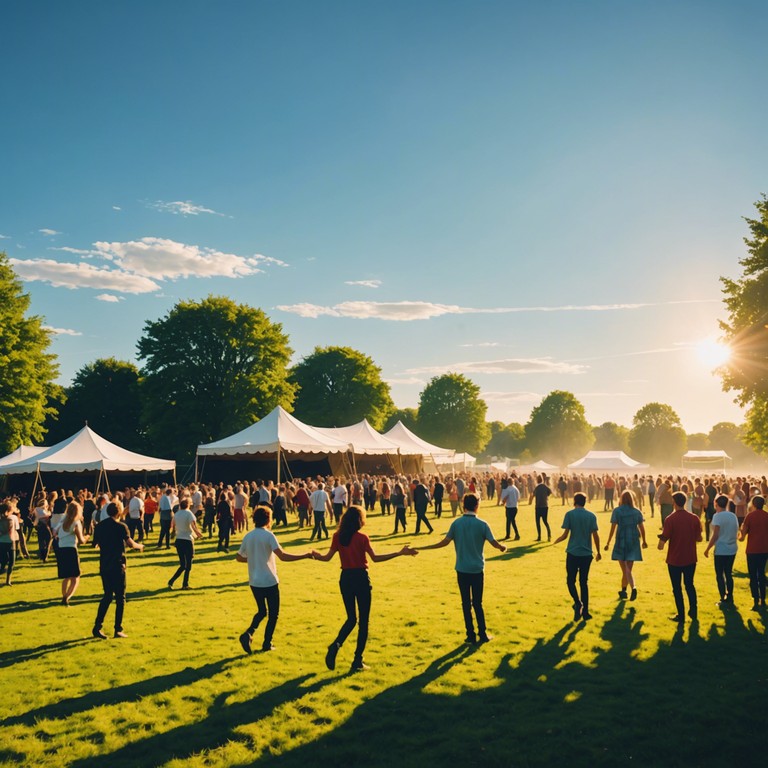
[{"left": 57, "top": 546, "right": 81, "bottom": 578}]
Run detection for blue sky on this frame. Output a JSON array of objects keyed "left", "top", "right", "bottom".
[{"left": 2, "top": 0, "right": 767, "bottom": 435}]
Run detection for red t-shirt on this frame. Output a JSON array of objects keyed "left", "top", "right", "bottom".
[
  {"left": 332, "top": 530, "right": 370, "bottom": 569},
  {"left": 742, "top": 509, "right": 768, "bottom": 554},
  {"left": 144, "top": 497, "right": 158, "bottom": 515},
  {"left": 294, "top": 489, "right": 310, "bottom": 508},
  {"left": 662, "top": 509, "right": 702, "bottom": 566}
]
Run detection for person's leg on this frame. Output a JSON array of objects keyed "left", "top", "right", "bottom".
[
  {"left": 565, "top": 554, "right": 581, "bottom": 611},
  {"left": 510, "top": 508, "right": 519, "bottom": 539},
  {"left": 541, "top": 509, "right": 551, "bottom": 540},
  {"left": 5, "top": 544, "right": 16, "bottom": 584},
  {"left": 334, "top": 573, "right": 359, "bottom": 647},
  {"left": 757, "top": 553, "right": 768, "bottom": 603},
  {"left": 469, "top": 573, "right": 487, "bottom": 638},
  {"left": 113, "top": 568, "right": 127, "bottom": 633},
  {"left": 535, "top": 508, "right": 542, "bottom": 540},
  {"left": 169, "top": 542, "right": 186, "bottom": 586},
  {"left": 94, "top": 571, "right": 116, "bottom": 633},
  {"left": 320, "top": 512, "right": 328, "bottom": 538},
  {"left": 714, "top": 555, "right": 727, "bottom": 601},
  {"left": 435, "top": 498, "right": 442, "bottom": 518},
  {"left": 682, "top": 564, "right": 697, "bottom": 618},
  {"left": 623, "top": 561, "right": 636, "bottom": 590},
  {"left": 352, "top": 574, "right": 371, "bottom": 666},
  {"left": 262, "top": 585, "right": 280, "bottom": 649},
  {"left": 505, "top": 509, "right": 512, "bottom": 539},
  {"left": 456, "top": 572, "right": 475, "bottom": 641},
  {"left": 722, "top": 554, "right": 735, "bottom": 601},
  {"left": 182, "top": 540, "right": 194, "bottom": 587},
  {"left": 579, "top": 556, "right": 592, "bottom": 615},
  {"left": 667, "top": 565, "right": 685, "bottom": 619}
]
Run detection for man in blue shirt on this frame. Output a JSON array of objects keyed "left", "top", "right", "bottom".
[
  {"left": 553, "top": 492, "right": 601, "bottom": 621},
  {"left": 417, "top": 494, "right": 506, "bottom": 644}
]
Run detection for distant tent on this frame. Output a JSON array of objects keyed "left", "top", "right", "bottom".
[
  {"left": 0, "top": 445, "right": 47, "bottom": 469},
  {"left": 568, "top": 451, "right": 648, "bottom": 471},
  {"left": 383, "top": 421, "right": 455, "bottom": 473},
  {"left": 434, "top": 452, "right": 476, "bottom": 472},
  {"left": 516, "top": 459, "right": 560, "bottom": 473},
  {"left": 682, "top": 450, "right": 732, "bottom": 471}
]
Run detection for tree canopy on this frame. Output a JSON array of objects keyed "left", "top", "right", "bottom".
[
  {"left": 592, "top": 421, "right": 630, "bottom": 452},
  {"left": 137, "top": 296, "right": 295, "bottom": 462},
  {"left": 628, "top": 402, "right": 687, "bottom": 466},
  {"left": 484, "top": 421, "right": 526, "bottom": 459},
  {"left": 525, "top": 391, "right": 594, "bottom": 466},
  {"left": 290, "top": 346, "right": 394, "bottom": 430},
  {"left": 417, "top": 373, "right": 490, "bottom": 454},
  {"left": 0, "top": 253, "right": 59, "bottom": 454},
  {"left": 383, "top": 407, "right": 419, "bottom": 432}
]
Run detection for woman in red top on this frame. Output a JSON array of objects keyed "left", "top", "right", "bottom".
[
  {"left": 739, "top": 495, "right": 768, "bottom": 610},
  {"left": 315, "top": 506, "right": 417, "bottom": 672}
]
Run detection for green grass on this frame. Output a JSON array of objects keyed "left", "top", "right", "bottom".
[{"left": 2, "top": 499, "right": 766, "bottom": 768}]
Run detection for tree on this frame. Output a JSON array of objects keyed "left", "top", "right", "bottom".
[
  {"left": 44, "top": 358, "right": 144, "bottom": 451},
  {"left": 0, "top": 252, "right": 60, "bottom": 453},
  {"left": 484, "top": 422, "right": 526, "bottom": 459},
  {"left": 137, "top": 296, "right": 295, "bottom": 462},
  {"left": 711, "top": 420, "right": 767, "bottom": 467},
  {"left": 383, "top": 407, "right": 419, "bottom": 432},
  {"left": 417, "top": 373, "right": 490, "bottom": 454},
  {"left": 592, "top": 422, "right": 630, "bottom": 452},
  {"left": 290, "top": 346, "right": 394, "bottom": 430},
  {"left": 686, "top": 432, "right": 710, "bottom": 451},
  {"left": 628, "top": 403, "right": 687, "bottom": 467},
  {"left": 524, "top": 391, "right": 594, "bottom": 466}
]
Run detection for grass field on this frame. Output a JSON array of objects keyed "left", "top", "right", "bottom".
[{"left": 2, "top": 498, "right": 766, "bottom": 768}]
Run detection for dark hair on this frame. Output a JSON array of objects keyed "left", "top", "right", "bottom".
[
  {"left": 752, "top": 495, "right": 765, "bottom": 510},
  {"left": 574, "top": 492, "right": 586, "bottom": 506},
  {"left": 463, "top": 493, "right": 479, "bottom": 512},
  {"left": 715, "top": 494, "right": 729, "bottom": 509},
  {"left": 672, "top": 492, "right": 687, "bottom": 508},
  {"left": 252, "top": 506, "right": 272, "bottom": 528},
  {"left": 338, "top": 505, "right": 365, "bottom": 547},
  {"left": 107, "top": 502, "right": 121, "bottom": 518}
]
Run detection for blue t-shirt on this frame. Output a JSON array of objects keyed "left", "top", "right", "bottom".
[
  {"left": 446, "top": 514, "right": 495, "bottom": 573},
  {"left": 562, "top": 506, "right": 598, "bottom": 557}
]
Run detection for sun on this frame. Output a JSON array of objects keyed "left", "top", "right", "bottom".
[{"left": 695, "top": 338, "right": 731, "bottom": 368}]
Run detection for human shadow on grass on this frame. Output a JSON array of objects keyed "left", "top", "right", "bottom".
[
  {"left": 0, "top": 637, "right": 92, "bottom": 667},
  {"left": 67, "top": 673, "right": 336, "bottom": 768},
  {"left": 259, "top": 604, "right": 768, "bottom": 768},
  {"left": 3, "top": 656, "right": 239, "bottom": 727}
]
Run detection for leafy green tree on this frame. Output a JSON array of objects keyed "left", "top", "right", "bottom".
[
  {"left": 0, "top": 252, "right": 60, "bottom": 453},
  {"left": 524, "top": 391, "right": 594, "bottom": 466},
  {"left": 686, "top": 432, "right": 710, "bottom": 451},
  {"left": 484, "top": 421, "right": 526, "bottom": 459},
  {"left": 383, "top": 407, "right": 419, "bottom": 432},
  {"left": 628, "top": 403, "right": 687, "bottom": 466},
  {"left": 137, "top": 296, "right": 295, "bottom": 461},
  {"left": 290, "top": 346, "right": 394, "bottom": 430},
  {"left": 417, "top": 373, "right": 490, "bottom": 454},
  {"left": 711, "top": 419, "right": 767, "bottom": 466},
  {"left": 44, "top": 358, "right": 143, "bottom": 451},
  {"left": 592, "top": 422, "right": 630, "bottom": 452}
]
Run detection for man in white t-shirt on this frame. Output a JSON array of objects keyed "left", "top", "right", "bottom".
[
  {"left": 331, "top": 479, "right": 348, "bottom": 523},
  {"left": 168, "top": 499, "right": 202, "bottom": 590},
  {"left": 127, "top": 492, "right": 145, "bottom": 542},
  {"left": 309, "top": 482, "right": 332, "bottom": 541},
  {"left": 499, "top": 481, "right": 521, "bottom": 541},
  {"left": 235, "top": 506, "right": 316, "bottom": 654},
  {"left": 704, "top": 493, "right": 739, "bottom": 607}
]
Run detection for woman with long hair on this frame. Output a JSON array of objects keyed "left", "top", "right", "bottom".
[
  {"left": 315, "top": 505, "right": 417, "bottom": 672},
  {"left": 216, "top": 491, "right": 234, "bottom": 552},
  {"left": 33, "top": 493, "right": 52, "bottom": 562},
  {"left": 603, "top": 490, "right": 647, "bottom": 600},
  {"left": 0, "top": 500, "right": 20, "bottom": 586},
  {"left": 391, "top": 482, "right": 408, "bottom": 534},
  {"left": 55, "top": 501, "right": 89, "bottom": 604}
]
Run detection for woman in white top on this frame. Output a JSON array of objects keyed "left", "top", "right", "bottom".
[
  {"left": 34, "top": 494, "right": 52, "bottom": 563},
  {"left": 55, "top": 501, "right": 89, "bottom": 605}
]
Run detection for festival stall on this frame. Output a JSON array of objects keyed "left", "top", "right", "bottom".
[
  {"left": 681, "top": 450, "right": 732, "bottom": 472},
  {"left": 567, "top": 450, "right": 648, "bottom": 472},
  {"left": 382, "top": 421, "right": 455, "bottom": 474}
]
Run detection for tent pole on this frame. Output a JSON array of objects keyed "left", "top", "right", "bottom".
[
  {"left": 30, "top": 466, "right": 40, "bottom": 509},
  {"left": 195, "top": 455, "right": 199, "bottom": 484},
  {"left": 95, "top": 468, "right": 102, "bottom": 495},
  {"left": 277, "top": 445, "right": 281, "bottom": 486}
]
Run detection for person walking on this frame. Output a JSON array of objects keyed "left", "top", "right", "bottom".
[
  {"left": 216, "top": 491, "right": 234, "bottom": 552},
  {"left": 54, "top": 501, "right": 89, "bottom": 605},
  {"left": 603, "top": 490, "right": 647, "bottom": 601},
  {"left": 315, "top": 506, "right": 417, "bottom": 672},
  {"left": 703, "top": 494, "right": 739, "bottom": 607},
  {"left": 416, "top": 494, "right": 506, "bottom": 644},
  {"left": 236, "top": 505, "right": 316, "bottom": 654},
  {"left": 0, "top": 500, "right": 20, "bottom": 586},
  {"left": 391, "top": 482, "right": 408, "bottom": 534},
  {"left": 529, "top": 476, "right": 552, "bottom": 541},
  {"left": 309, "top": 482, "right": 332, "bottom": 541},
  {"left": 413, "top": 478, "right": 433, "bottom": 535},
  {"left": 553, "top": 492, "right": 601, "bottom": 621},
  {"left": 499, "top": 479, "right": 520, "bottom": 541},
  {"left": 738, "top": 495, "right": 768, "bottom": 610},
  {"left": 92, "top": 501, "right": 144, "bottom": 639},
  {"left": 157, "top": 488, "right": 174, "bottom": 549},
  {"left": 168, "top": 498, "right": 202, "bottom": 590}
]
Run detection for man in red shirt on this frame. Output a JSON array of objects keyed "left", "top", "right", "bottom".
[
  {"left": 658, "top": 491, "right": 703, "bottom": 623},
  {"left": 738, "top": 495, "right": 768, "bottom": 610}
]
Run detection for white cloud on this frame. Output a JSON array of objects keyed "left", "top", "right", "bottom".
[
  {"left": 9, "top": 258, "right": 160, "bottom": 294},
  {"left": 92, "top": 237, "right": 284, "bottom": 279},
  {"left": 461, "top": 342, "right": 503, "bottom": 348},
  {"left": 406, "top": 357, "right": 588, "bottom": 376},
  {"left": 95, "top": 294, "right": 124, "bottom": 303},
  {"left": 112, "top": 206, "right": 122, "bottom": 211},
  {"left": 481, "top": 391, "right": 542, "bottom": 403},
  {"left": 149, "top": 200, "right": 229, "bottom": 217},
  {"left": 0, "top": 233, "right": 9, "bottom": 239},
  {"left": 345, "top": 279, "right": 382, "bottom": 288},
  {"left": 384, "top": 376, "right": 426, "bottom": 386},
  {"left": 39, "top": 228, "right": 62, "bottom": 236},
  {"left": 43, "top": 325, "right": 82, "bottom": 336},
  {"left": 49, "top": 246, "right": 99, "bottom": 257}
]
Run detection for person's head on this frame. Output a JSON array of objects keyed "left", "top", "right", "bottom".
[
  {"left": 536, "top": 475, "right": 543, "bottom": 484},
  {"left": 751, "top": 495, "right": 765, "bottom": 510},
  {"left": 338, "top": 505, "right": 365, "bottom": 546},
  {"left": 620, "top": 490, "right": 634, "bottom": 507},
  {"left": 179, "top": 498, "right": 190, "bottom": 510},
  {"left": 672, "top": 492, "right": 687, "bottom": 509},
  {"left": 63, "top": 501, "right": 82, "bottom": 531},
  {"left": 317, "top": 482, "right": 325, "bottom": 490},
  {"left": 463, "top": 493, "right": 479, "bottom": 513},
  {"left": 107, "top": 501, "right": 123, "bottom": 518},
  {"left": 574, "top": 492, "right": 586, "bottom": 507},
  {"left": 253, "top": 505, "right": 272, "bottom": 528},
  {"left": 715, "top": 494, "right": 729, "bottom": 510}
]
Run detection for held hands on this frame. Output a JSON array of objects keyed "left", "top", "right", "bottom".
[
  {"left": 400, "top": 545, "right": 419, "bottom": 556},
  {"left": 308, "top": 550, "right": 321, "bottom": 560}
]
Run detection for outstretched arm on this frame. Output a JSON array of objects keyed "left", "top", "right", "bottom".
[
  {"left": 275, "top": 547, "right": 315, "bottom": 562},
  {"left": 415, "top": 536, "right": 452, "bottom": 551},
  {"left": 368, "top": 544, "right": 418, "bottom": 562},
  {"left": 314, "top": 541, "right": 339, "bottom": 562},
  {"left": 552, "top": 530, "right": 569, "bottom": 545}
]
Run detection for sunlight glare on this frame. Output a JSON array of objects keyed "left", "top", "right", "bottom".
[{"left": 695, "top": 338, "right": 731, "bottom": 368}]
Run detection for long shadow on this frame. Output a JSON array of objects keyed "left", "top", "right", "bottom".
[
  {"left": 2, "top": 656, "right": 239, "bottom": 727},
  {"left": 0, "top": 637, "right": 93, "bottom": 666},
  {"left": 68, "top": 673, "right": 335, "bottom": 768},
  {"left": 491, "top": 542, "right": 541, "bottom": 561}
]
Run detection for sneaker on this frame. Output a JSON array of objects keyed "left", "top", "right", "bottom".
[
  {"left": 239, "top": 632, "right": 253, "bottom": 655},
  {"left": 464, "top": 634, "right": 478, "bottom": 645},
  {"left": 114, "top": 630, "right": 128, "bottom": 638},
  {"left": 572, "top": 602, "right": 582, "bottom": 622},
  {"left": 261, "top": 642, "right": 275, "bottom": 652},
  {"left": 618, "top": 590, "right": 628, "bottom": 600},
  {"left": 92, "top": 627, "right": 107, "bottom": 640},
  {"left": 350, "top": 659, "right": 369, "bottom": 672},
  {"left": 325, "top": 642, "right": 340, "bottom": 670},
  {"left": 181, "top": 585, "right": 190, "bottom": 590},
  {"left": 478, "top": 633, "right": 493, "bottom": 643},
  {"left": 630, "top": 588, "right": 638, "bottom": 601},
  {"left": 514, "top": 535, "right": 521, "bottom": 541},
  {"left": 581, "top": 612, "right": 593, "bottom": 621},
  {"left": 167, "top": 580, "right": 174, "bottom": 590}
]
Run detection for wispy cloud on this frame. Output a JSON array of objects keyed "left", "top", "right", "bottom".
[
  {"left": 345, "top": 279, "right": 382, "bottom": 288},
  {"left": 39, "top": 228, "right": 62, "bottom": 236},
  {"left": 384, "top": 376, "right": 426, "bottom": 386},
  {"left": 95, "top": 294, "right": 124, "bottom": 303},
  {"left": 461, "top": 342, "right": 504, "bottom": 348},
  {"left": 481, "top": 391, "right": 542, "bottom": 404},
  {"left": 148, "top": 200, "right": 230, "bottom": 217},
  {"left": 112, "top": 205, "right": 121, "bottom": 211},
  {"left": 407, "top": 357, "right": 587, "bottom": 376},
  {"left": 276, "top": 299, "right": 719, "bottom": 321},
  {"left": 49, "top": 246, "right": 99, "bottom": 257},
  {"left": 0, "top": 233, "right": 9, "bottom": 239},
  {"left": 43, "top": 325, "right": 82, "bottom": 336}
]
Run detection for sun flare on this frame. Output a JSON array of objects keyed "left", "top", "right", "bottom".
[{"left": 695, "top": 338, "right": 731, "bottom": 368}]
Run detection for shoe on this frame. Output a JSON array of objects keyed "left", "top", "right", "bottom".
[
  {"left": 514, "top": 535, "right": 521, "bottom": 541},
  {"left": 582, "top": 612, "right": 593, "bottom": 621},
  {"left": 630, "top": 588, "right": 638, "bottom": 601},
  {"left": 261, "top": 643, "right": 275, "bottom": 652},
  {"left": 464, "top": 634, "right": 478, "bottom": 645},
  {"left": 618, "top": 590, "right": 628, "bottom": 600},
  {"left": 167, "top": 580, "right": 174, "bottom": 589},
  {"left": 350, "top": 659, "right": 369, "bottom": 672},
  {"left": 92, "top": 627, "right": 107, "bottom": 640},
  {"left": 572, "top": 602, "right": 582, "bottom": 622},
  {"left": 182, "top": 585, "right": 190, "bottom": 590},
  {"left": 114, "top": 630, "right": 128, "bottom": 638},
  {"left": 669, "top": 615, "right": 684, "bottom": 623},
  {"left": 535, "top": 537, "right": 541, "bottom": 542},
  {"left": 752, "top": 601, "right": 760, "bottom": 611},
  {"left": 478, "top": 633, "right": 493, "bottom": 643},
  {"left": 325, "top": 642, "right": 340, "bottom": 670},
  {"left": 239, "top": 632, "right": 252, "bottom": 655}
]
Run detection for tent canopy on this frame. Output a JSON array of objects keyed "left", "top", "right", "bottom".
[
  {"left": 567, "top": 450, "right": 648, "bottom": 471},
  {"left": 0, "top": 445, "right": 47, "bottom": 469},
  {"left": 0, "top": 426, "right": 175, "bottom": 474},
  {"left": 434, "top": 452, "right": 476, "bottom": 468},
  {"left": 683, "top": 450, "right": 732, "bottom": 460},
  {"left": 516, "top": 459, "right": 560, "bottom": 473},
  {"left": 316, "top": 420, "right": 411, "bottom": 455},
  {"left": 382, "top": 422, "right": 455, "bottom": 458}
]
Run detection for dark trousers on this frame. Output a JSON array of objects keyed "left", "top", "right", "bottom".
[
  {"left": 334, "top": 569, "right": 371, "bottom": 663},
  {"left": 414, "top": 505, "right": 433, "bottom": 534},
  {"left": 218, "top": 521, "right": 231, "bottom": 550},
  {"left": 747, "top": 552, "right": 768, "bottom": 602},
  {"left": 393, "top": 507, "right": 407, "bottom": 532},
  {"left": 505, "top": 507, "right": 519, "bottom": 539},
  {"left": 38, "top": 525, "right": 51, "bottom": 561},
  {"left": 379, "top": 498, "right": 391, "bottom": 515},
  {"left": 457, "top": 571, "right": 485, "bottom": 639},
  {"left": 714, "top": 554, "right": 735, "bottom": 600},
  {"left": 0, "top": 542, "right": 16, "bottom": 582},
  {"left": 311, "top": 511, "right": 328, "bottom": 540},
  {"left": 434, "top": 498, "right": 443, "bottom": 518},
  {"left": 127, "top": 517, "right": 143, "bottom": 541},
  {"left": 648, "top": 494, "right": 655, "bottom": 516},
  {"left": 157, "top": 519, "right": 172, "bottom": 548},
  {"left": 535, "top": 507, "right": 551, "bottom": 539},
  {"left": 660, "top": 504, "right": 673, "bottom": 523},
  {"left": 143, "top": 513, "right": 154, "bottom": 536},
  {"left": 95, "top": 566, "right": 126, "bottom": 632},
  {"left": 169, "top": 539, "right": 194, "bottom": 587},
  {"left": 566, "top": 553, "right": 593, "bottom": 611},
  {"left": 247, "top": 584, "right": 280, "bottom": 646},
  {"left": 667, "top": 563, "right": 697, "bottom": 617}
]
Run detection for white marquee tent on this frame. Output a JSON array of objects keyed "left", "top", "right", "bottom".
[
  {"left": 515, "top": 459, "right": 560, "bottom": 474},
  {"left": 0, "top": 445, "right": 47, "bottom": 469},
  {"left": 383, "top": 421, "right": 455, "bottom": 473},
  {"left": 567, "top": 451, "right": 649, "bottom": 471},
  {"left": 682, "top": 450, "right": 732, "bottom": 470}
]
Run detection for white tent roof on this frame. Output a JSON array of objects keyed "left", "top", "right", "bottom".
[
  {"left": 316, "top": 420, "right": 413, "bottom": 455},
  {"left": 383, "top": 421, "right": 455, "bottom": 458},
  {"left": 434, "top": 452, "right": 476, "bottom": 467},
  {"left": 568, "top": 450, "right": 649, "bottom": 471},
  {"left": 0, "top": 445, "right": 47, "bottom": 469},
  {"left": 0, "top": 426, "right": 175, "bottom": 474},
  {"left": 516, "top": 459, "right": 560, "bottom": 473},
  {"left": 683, "top": 450, "right": 732, "bottom": 459},
  {"left": 197, "top": 406, "right": 351, "bottom": 457}
]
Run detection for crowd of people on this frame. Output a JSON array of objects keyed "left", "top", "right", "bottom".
[{"left": 1, "top": 468, "right": 767, "bottom": 668}]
